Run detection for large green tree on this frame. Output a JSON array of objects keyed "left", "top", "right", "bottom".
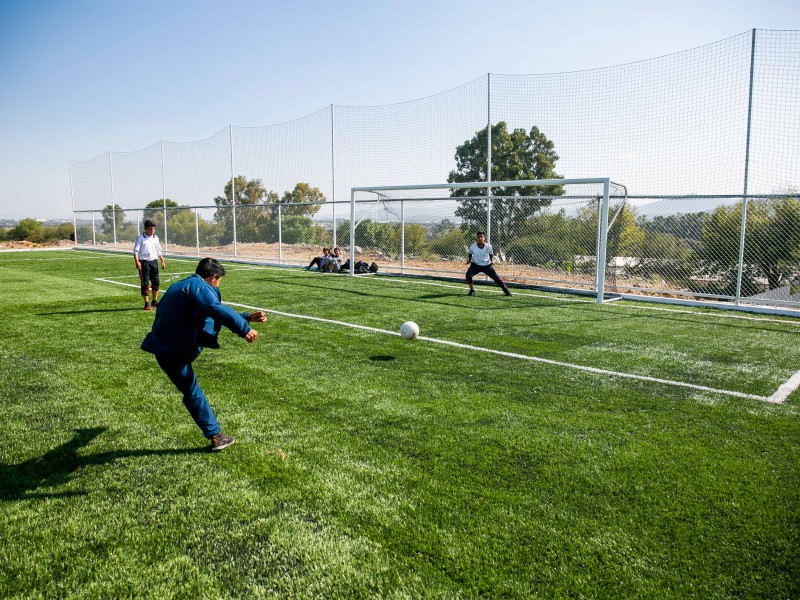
[{"left": 448, "top": 122, "right": 564, "bottom": 256}]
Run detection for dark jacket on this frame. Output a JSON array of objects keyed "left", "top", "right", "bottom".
[{"left": 141, "top": 274, "right": 251, "bottom": 355}]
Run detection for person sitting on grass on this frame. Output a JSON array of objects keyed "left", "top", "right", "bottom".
[
  {"left": 141, "top": 257, "right": 267, "bottom": 452},
  {"left": 305, "top": 247, "right": 331, "bottom": 271},
  {"left": 323, "top": 246, "right": 344, "bottom": 273},
  {"left": 466, "top": 231, "right": 511, "bottom": 296}
]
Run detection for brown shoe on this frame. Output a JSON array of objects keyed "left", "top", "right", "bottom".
[{"left": 210, "top": 432, "right": 235, "bottom": 452}]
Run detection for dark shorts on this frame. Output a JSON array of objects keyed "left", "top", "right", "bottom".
[
  {"left": 139, "top": 259, "right": 160, "bottom": 291},
  {"left": 466, "top": 262, "right": 500, "bottom": 281},
  {"left": 466, "top": 263, "right": 508, "bottom": 290}
]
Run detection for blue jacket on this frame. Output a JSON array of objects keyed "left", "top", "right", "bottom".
[{"left": 141, "top": 274, "right": 251, "bottom": 355}]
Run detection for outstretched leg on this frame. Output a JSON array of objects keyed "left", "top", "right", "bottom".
[{"left": 485, "top": 265, "right": 511, "bottom": 296}]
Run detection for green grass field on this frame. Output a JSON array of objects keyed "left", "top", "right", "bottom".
[{"left": 1, "top": 249, "right": 799, "bottom": 599}]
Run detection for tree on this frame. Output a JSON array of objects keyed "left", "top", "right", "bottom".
[
  {"left": 636, "top": 213, "right": 702, "bottom": 282},
  {"left": 213, "top": 176, "right": 269, "bottom": 244},
  {"left": 277, "top": 182, "right": 326, "bottom": 217},
  {"left": 214, "top": 176, "right": 269, "bottom": 209},
  {"left": 428, "top": 228, "right": 471, "bottom": 259},
  {"left": 280, "top": 215, "right": 317, "bottom": 244},
  {"left": 335, "top": 219, "right": 398, "bottom": 255},
  {"left": 8, "top": 218, "right": 45, "bottom": 243},
  {"left": 143, "top": 198, "right": 179, "bottom": 226},
  {"left": 448, "top": 122, "right": 564, "bottom": 257},
  {"left": 606, "top": 205, "right": 644, "bottom": 260},
  {"left": 140, "top": 198, "right": 219, "bottom": 247},
  {"left": 698, "top": 197, "right": 800, "bottom": 294},
  {"left": 403, "top": 223, "right": 428, "bottom": 255},
  {"left": 101, "top": 204, "right": 125, "bottom": 238},
  {"left": 428, "top": 219, "right": 457, "bottom": 239},
  {"left": 506, "top": 210, "right": 582, "bottom": 269},
  {"left": 45, "top": 223, "right": 74, "bottom": 242}
]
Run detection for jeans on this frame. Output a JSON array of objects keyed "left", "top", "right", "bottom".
[{"left": 155, "top": 349, "right": 221, "bottom": 438}]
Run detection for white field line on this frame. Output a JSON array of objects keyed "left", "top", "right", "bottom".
[
  {"left": 95, "top": 274, "right": 785, "bottom": 403},
  {"left": 768, "top": 369, "right": 800, "bottom": 404}
]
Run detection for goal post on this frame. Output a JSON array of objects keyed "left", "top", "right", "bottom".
[{"left": 349, "top": 178, "right": 628, "bottom": 303}]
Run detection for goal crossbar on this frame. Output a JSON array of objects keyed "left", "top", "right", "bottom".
[{"left": 351, "top": 178, "right": 622, "bottom": 193}]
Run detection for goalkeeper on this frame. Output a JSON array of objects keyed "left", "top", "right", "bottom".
[
  {"left": 465, "top": 231, "right": 512, "bottom": 296},
  {"left": 141, "top": 257, "right": 266, "bottom": 451}
]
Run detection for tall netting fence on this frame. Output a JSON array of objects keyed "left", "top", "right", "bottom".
[{"left": 70, "top": 29, "right": 800, "bottom": 312}]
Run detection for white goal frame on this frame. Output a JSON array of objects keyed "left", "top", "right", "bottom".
[{"left": 350, "top": 178, "right": 624, "bottom": 303}]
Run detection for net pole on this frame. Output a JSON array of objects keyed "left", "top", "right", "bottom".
[
  {"left": 331, "top": 104, "right": 336, "bottom": 248},
  {"left": 109, "top": 151, "right": 117, "bottom": 248},
  {"left": 594, "top": 196, "right": 602, "bottom": 293},
  {"left": 229, "top": 125, "right": 238, "bottom": 257},
  {"left": 596, "top": 179, "right": 611, "bottom": 303},
  {"left": 92, "top": 212, "right": 96, "bottom": 246},
  {"left": 400, "top": 199, "right": 406, "bottom": 274},
  {"left": 278, "top": 205, "right": 283, "bottom": 263},
  {"left": 486, "top": 73, "right": 492, "bottom": 244},
  {"left": 68, "top": 160, "right": 76, "bottom": 248},
  {"left": 735, "top": 28, "right": 757, "bottom": 305},
  {"left": 161, "top": 140, "right": 168, "bottom": 252},
  {"left": 195, "top": 209, "right": 200, "bottom": 256},
  {"left": 349, "top": 189, "right": 355, "bottom": 275}
]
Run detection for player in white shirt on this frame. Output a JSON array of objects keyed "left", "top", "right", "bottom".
[
  {"left": 466, "top": 231, "right": 511, "bottom": 296},
  {"left": 133, "top": 219, "right": 166, "bottom": 310}
]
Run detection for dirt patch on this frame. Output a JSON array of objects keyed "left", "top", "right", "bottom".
[{"left": 0, "top": 239, "right": 73, "bottom": 250}]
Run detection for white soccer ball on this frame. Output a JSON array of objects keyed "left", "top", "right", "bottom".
[{"left": 400, "top": 321, "right": 419, "bottom": 340}]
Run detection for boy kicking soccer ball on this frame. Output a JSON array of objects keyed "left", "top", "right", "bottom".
[{"left": 141, "top": 257, "right": 266, "bottom": 451}]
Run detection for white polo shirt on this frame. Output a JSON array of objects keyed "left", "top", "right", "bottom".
[
  {"left": 134, "top": 233, "right": 162, "bottom": 261},
  {"left": 468, "top": 242, "right": 493, "bottom": 266}
]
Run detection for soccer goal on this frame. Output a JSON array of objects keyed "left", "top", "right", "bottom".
[{"left": 348, "top": 178, "right": 628, "bottom": 303}]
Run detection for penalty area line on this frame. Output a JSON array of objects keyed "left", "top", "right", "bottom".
[
  {"left": 768, "top": 369, "right": 800, "bottom": 404},
  {"left": 226, "top": 301, "right": 772, "bottom": 403}
]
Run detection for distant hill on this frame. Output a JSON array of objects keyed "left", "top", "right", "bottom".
[{"left": 0, "top": 219, "right": 81, "bottom": 228}]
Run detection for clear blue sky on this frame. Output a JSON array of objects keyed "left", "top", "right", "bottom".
[{"left": 0, "top": 0, "right": 797, "bottom": 220}]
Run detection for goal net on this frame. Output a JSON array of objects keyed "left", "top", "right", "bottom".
[{"left": 348, "top": 178, "right": 628, "bottom": 302}]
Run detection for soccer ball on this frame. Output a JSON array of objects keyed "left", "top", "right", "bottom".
[{"left": 400, "top": 321, "right": 419, "bottom": 340}]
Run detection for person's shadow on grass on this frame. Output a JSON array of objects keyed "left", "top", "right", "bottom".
[{"left": 1, "top": 427, "right": 205, "bottom": 501}]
